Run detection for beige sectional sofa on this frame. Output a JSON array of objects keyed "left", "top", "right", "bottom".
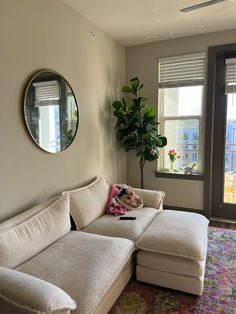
[
  {"left": 0, "top": 177, "right": 164, "bottom": 314},
  {"left": 0, "top": 177, "right": 208, "bottom": 314}
]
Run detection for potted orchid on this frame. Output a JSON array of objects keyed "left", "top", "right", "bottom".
[{"left": 168, "top": 149, "right": 181, "bottom": 173}]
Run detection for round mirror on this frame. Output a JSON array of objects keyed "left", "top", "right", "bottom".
[{"left": 23, "top": 70, "right": 79, "bottom": 153}]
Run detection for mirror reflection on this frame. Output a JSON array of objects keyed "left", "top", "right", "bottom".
[{"left": 24, "top": 70, "right": 78, "bottom": 153}]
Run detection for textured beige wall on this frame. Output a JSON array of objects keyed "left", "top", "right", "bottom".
[
  {"left": 126, "top": 29, "right": 236, "bottom": 210},
  {"left": 0, "top": 0, "right": 126, "bottom": 222}
]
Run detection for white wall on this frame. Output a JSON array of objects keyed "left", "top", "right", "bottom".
[
  {"left": 0, "top": 0, "right": 126, "bottom": 221},
  {"left": 126, "top": 29, "right": 236, "bottom": 210}
]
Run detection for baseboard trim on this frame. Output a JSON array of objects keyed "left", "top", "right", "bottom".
[
  {"left": 210, "top": 216, "right": 236, "bottom": 224},
  {"left": 163, "top": 205, "right": 204, "bottom": 215}
]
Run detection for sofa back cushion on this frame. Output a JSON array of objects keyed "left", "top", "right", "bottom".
[
  {"left": 63, "top": 177, "right": 110, "bottom": 229},
  {"left": 0, "top": 194, "right": 71, "bottom": 268}
]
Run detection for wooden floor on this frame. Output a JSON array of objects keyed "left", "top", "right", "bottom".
[{"left": 209, "top": 220, "right": 236, "bottom": 230}]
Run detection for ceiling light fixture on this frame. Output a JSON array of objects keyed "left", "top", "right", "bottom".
[{"left": 180, "top": 0, "right": 226, "bottom": 13}]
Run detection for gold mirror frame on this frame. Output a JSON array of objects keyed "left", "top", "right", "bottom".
[{"left": 23, "top": 69, "right": 79, "bottom": 153}]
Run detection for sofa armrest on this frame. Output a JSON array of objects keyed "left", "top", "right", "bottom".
[
  {"left": 135, "top": 188, "right": 165, "bottom": 210},
  {"left": 0, "top": 267, "right": 76, "bottom": 314}
]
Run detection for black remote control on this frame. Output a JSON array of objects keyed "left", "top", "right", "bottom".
[{"left": 119, "top": 217, "right": 136, "bottom": 220}]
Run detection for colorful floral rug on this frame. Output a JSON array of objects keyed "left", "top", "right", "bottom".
[{"left": 109, "top": 227, "right": 236, "bottom": 314}]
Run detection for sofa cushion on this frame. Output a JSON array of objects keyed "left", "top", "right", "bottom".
[
  {"left": 137, "top": 250, "right": 206, "bottom": 277},
  {"left": 136, "top": 265, "right": 204, "bottom": 296},
  {"left": 136, "top": 210, "right": 209, "bottom": 261},
  {"left": 63, "top": 177, "right": 110, "bottom": 229},
  {"left": 0, "top": 266, "right": 76, "bottom": 314},
  {"left": 135, "top": 188, "right": 165, "bottom": 210},
  {"left": 82, "top": 207, "right": 158, "bottom": 241},
  {"left": 0, "top": 194, "right": 71, "bottom": 268},
  {"left": 16, "top": 231, "right": 135, "bottom": 314}
]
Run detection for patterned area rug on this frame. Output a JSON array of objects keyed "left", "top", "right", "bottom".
[{"left": 109, "top": 227, "right": 236, "bottom": 314}]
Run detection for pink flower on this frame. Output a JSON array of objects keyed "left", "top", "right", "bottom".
[{"left": 168, "top": 149, "right": 181, "bottom": 164}]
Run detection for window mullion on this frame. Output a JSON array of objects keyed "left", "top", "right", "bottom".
[{"left": 162, "top": 115, "right": 201, "bottom": 121}]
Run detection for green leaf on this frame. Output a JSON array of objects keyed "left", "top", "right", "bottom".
[
  {"left": 136, "top": 152, "right": 143, "bottom": 161},
  {"left": 143, "top": 146, "right": 159, "bottom": 161},
  {"left": 115, "top": 121, "right": 120, "bottom": 129},
  {"left": 118, "top": 128, "right": 132, "bottom": 135},
  {"left": 112, "top": 101, "right": 122, "bottom": 110},
  {"left": 123, "top": 137, "right": 139, "bottom": 150},
  {"left": 127, "top": 117, "right": 139, "bottom": 127},
  {"left": 139, "top": 97, "right": 148, "bottom": 102},
  {"left": 149, "top": 128, "right": 158, "bottom": 137},
  {"left": 136, "top": 145, "right": 146, "bottom": 152},
  {"left": 122, "top": 86, "right": 136, "bottom": 96},
  {"left": 133, "top": 97, "right": 148, "bottom": 106},
  {"left": 137, "top": 127, "right": 148, "bottom": 135},
  {"left": 114, "top": 110, "right": 124, "bottom": 119},
  {"left": 140, "top": 104, "right": 148, "bottom": 112},
  {"left": 117, "top": 132, "right": 125, "bottom": 140},
  {"left": 139, "top": 83, "right": 144, "bottom": 90},
  {"left": 130, "top": 77, "right": 140, "bottom": 90},
  {"left": 122, "top": 98, "right": 127, "bottom": 111},
  {"left": 155, "top": 136, "right": 167, "bottom": 147},
  {"left": 129, "top": 103, "right": 138, "bottom": 112},
  {"left": 144, "top": 106, "right": 156, "bottom": 118},
  {"left": 148, "top": 120, "right": 159, "bottom": 125}
]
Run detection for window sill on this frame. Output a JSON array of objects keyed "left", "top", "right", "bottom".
[{"left": 155, "top": 170, "right": 205, "bottom": 180}]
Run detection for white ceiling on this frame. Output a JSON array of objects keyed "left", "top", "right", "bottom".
[{"left": 62, "top": 0, "right": 236, "bottom": 47}]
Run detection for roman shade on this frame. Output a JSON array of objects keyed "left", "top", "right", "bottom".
[
  {"left": 158, "top": 52, "right": 205, "bottom": 88},
  {"left": 33, "top": 80, "right": 59, "bottom": 106},
  {"left": 225, "top": 58, "right": 236, "bottom": 94}
]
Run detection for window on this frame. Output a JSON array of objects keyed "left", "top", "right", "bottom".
[
  {"left": 192, "top": 153, "right": 198, "bottom": 162},
  {"left": 193, "top": 132, "right": 199, "bottom": 141},
  {"left": 158, "top": 53, "right": 205, "bottom": 174},
  {"left": 33, "top": 80, "right": 60, "bottom": 152}
]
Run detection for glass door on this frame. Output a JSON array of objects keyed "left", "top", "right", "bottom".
[
  {"left": 224, "top": 92, "right": 236, "bottom": 204},
  {"left": 212, "top": 55, "right": 236, "bottom": 219}
]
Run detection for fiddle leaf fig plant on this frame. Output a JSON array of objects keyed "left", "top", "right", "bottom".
[{"left": 112, "top": 77, "right": 167, "bottom": 188}]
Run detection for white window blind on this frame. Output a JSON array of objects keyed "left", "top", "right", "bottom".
[
  {"left": 225, "top": 58, "right": 236, "bottom": 94},
  {"left": 33, "top": 80, "right": 59, "bottom": 106},
  {"left": 158, "top": 52, "right": 205, "bottom": 88}
]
